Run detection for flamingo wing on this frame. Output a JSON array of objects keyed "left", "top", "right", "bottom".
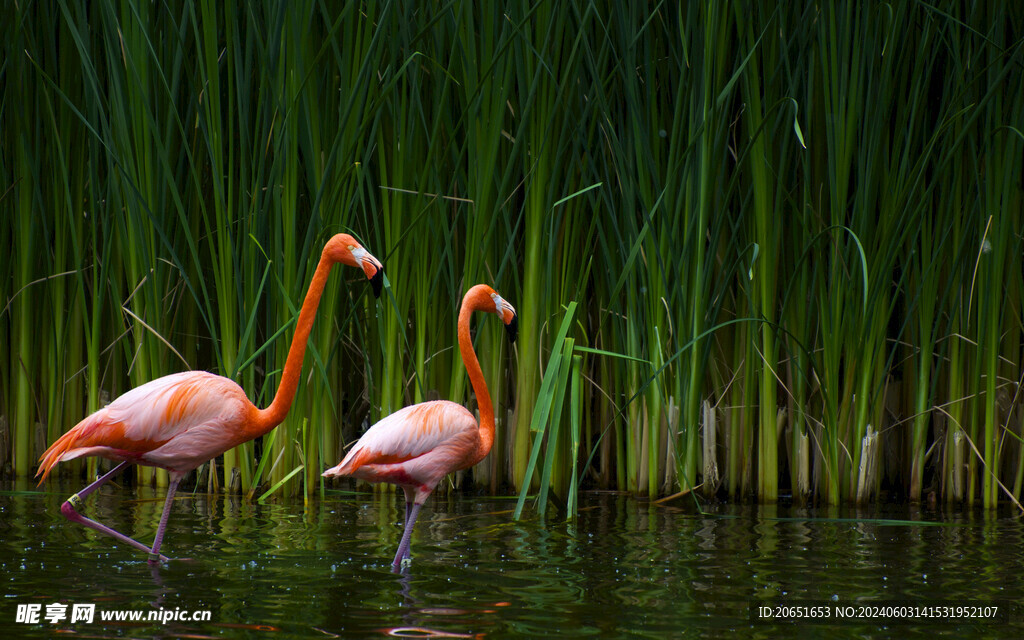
[
  {"left": 37, "top": 371, "right": 251, "bottom": 480},
  {"left": 325, "top": 400, "right": 478, "bottom": 477}
]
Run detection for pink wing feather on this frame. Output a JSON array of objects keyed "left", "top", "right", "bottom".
[
  {"left": 324, "top": 400, "right": 479, "bottom": 489},
  {"left": 37, "top": 371, "right": 251, "bottom": 480}
]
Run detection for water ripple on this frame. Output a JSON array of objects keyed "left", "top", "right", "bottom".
[{"left": 2, "top": 486, "right": 1022, "bottom": 637}]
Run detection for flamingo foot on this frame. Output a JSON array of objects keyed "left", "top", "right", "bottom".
[
  {"left": 155, "top": 555, "right": 197, "bottom": 565},
  {"left": 392, "top": 555, "right": 413, "bottom": 573}
]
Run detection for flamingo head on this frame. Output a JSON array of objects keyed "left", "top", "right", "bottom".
[
  {"left": 467, "top": 285, "right": 517, "bottom": 344},
  {"left": 326, "top": 233, "right": 384, "bottom": 298}
]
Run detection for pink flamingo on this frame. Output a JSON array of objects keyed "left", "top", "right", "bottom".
[
  {"left": 323, "top": 284, "right": 517, "bottom": 570},
  {"left": 36, "top": 233, "right": 383, "bottom": 563}
]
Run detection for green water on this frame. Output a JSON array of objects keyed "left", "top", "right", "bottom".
[{"left": 2, "top": 481, "right": 1023, "bottom": 638}]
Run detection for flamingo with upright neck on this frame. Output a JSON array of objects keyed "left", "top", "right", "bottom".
[
  {"left": 36, "top": 233, "right": 384, "bottom": 563},
  {"left": 323, "top": 284, "right": 517, "bottom": 570}
]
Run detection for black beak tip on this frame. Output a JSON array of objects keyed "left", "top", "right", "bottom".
[
  {"left": 506, "top": 314, "right": 518, "bottom": 344},
  {"left": 370, "top": 267, "right": 384, "bottom": 298}
]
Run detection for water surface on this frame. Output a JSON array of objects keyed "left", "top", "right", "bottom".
[{"left": 2, "top": 481, "right": 1023, "bottom": 638}]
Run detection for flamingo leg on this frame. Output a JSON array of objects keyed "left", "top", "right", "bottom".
[
  {"left": 72, "top": 460, "right": 130, "bottom": 499},
  {"left": 59, "top": 461, "right": 170, "bottom": 563},
  {"left": 401, "top": 486, "right": 415, "bottom": 541},
  {"left": 147, "top": 478, "right": 180, "bottom": 565},
  {"left": 392, "top": 502, "right": 423, "bottom": 571}
]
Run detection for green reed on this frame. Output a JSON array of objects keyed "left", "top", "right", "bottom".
[{"left": 2, "top": 1, "right": 1023, "bottom": 510}]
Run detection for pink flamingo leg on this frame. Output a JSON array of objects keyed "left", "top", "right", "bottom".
[
  {"left": 59, "top": 462, "right": 170, "bottom": 563},
  {"left": 72, "top": 460, "right": 130, "bottom": 499},
  {"left": 147, "top": 478, "right": 180, "bottom": 564},
  {"left": 392, "top": 502, "right": 423, "bottom": 571},
  {"left": 401, "top": 486, "right": 415, "bottom": 542}
]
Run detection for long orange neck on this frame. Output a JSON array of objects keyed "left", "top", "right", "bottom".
[
  {"left": 459, "top": 302, "right": 495, "bottom": 464},
  {"left": 253, "top": 253, "right": 335, "bottom": 434}
]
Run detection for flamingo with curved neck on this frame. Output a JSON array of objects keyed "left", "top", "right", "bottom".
[
  {"left": 323, "top": 283, "right": 517, "bottom": 570},
  {"left": 36, "top": 233, "right": 383, "bottom": 563}
]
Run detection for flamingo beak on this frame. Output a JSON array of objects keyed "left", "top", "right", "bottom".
[
  {"left": 369, "top": 266, "right": 384, "bottom": 298},
  {"left": 353, "top": 248, "right": 384, "bottom": 298},
  {"left": 491, "top": 291, "right": 517, "bottom": 343},
  {"left": 505, "top": 312, "right": 518, "bottom": 344}
]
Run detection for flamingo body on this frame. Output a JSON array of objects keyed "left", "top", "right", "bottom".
[
  {"left": 325, "top": 400, "right": 479, "bottom": 501},
  {"left": 38, "top": 372, "right": 253, "bottom": 479},
  {"left": 37, "top": 233, "right": 383, "bottom": 563}
]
